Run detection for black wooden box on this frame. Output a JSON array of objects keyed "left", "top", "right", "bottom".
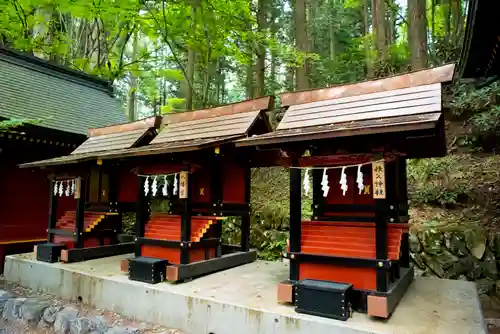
[
  {"left": 36, "top": 243, "right": 66, "bottom": 263},
  {"left": 128, "top": 257, "right": 169, "bottom": 284},
  {"left": 295, "top": 279, "right": 353, "bottom": 321}
]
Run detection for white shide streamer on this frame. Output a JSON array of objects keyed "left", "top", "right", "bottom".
[
  {"left": 339, "top": 167, "right": 348, "bottom": 196},
  {"left": 303, "top": 168, "right": 310, "bottom": 196},
  {"left": 356, "top": 165, "right": 364, "bottom": 194},
  {"left": 321, "top": 168, "right": 330, "bottom": 197}
]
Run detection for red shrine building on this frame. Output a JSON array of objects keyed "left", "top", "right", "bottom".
[{"left": 0, "top": 48, "right": 126, "bottom": 272}]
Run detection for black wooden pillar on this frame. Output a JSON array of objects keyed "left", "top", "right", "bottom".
[
  {"left": 74, "top": 176, "right": 87, "bottom": 249},
  {"left": 289, "top": 159, "right": 302, "bottom": 281},
  {"left": 211, "top": 150, "right": 223, "bottom": 207},
  {"left": 398, "top": 158, "right": 410, "bottom": 268},
  {"left": 180, "top": 170, "right": 192, "bottom": 264},
  {"left": 135, "top": 176, "right": 148, "bottom": 257},
  {"left": 374, "top": 156, "right": 389, "bottom": 292},
  {"left": 311, "top": 168, "right": 323, "bottom": 220},
  {"left": 240, "top": 164, "right": 251, "bottom": 252},
  {"left": 108, "top": 165, "right": 121, "bottom": 241},
  {"left": 211, "top": 149, "right": 224, "bottom": 255},
  {"left": 47, "top": 179, "right": 58, "bottom": 243}
]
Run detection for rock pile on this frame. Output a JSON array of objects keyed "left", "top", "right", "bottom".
[
  {"left": 0, "top": 290, "right": 140, "bottom": 334},
  {"left": 410, "top": 227, "right": 500, "bottom": 295}
]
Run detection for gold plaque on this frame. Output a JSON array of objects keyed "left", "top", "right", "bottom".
[
  {"left": 372, "top": 161, "right": 386, "bottom": 199},
  {"left": 179, "top": 171, "right": 189, "bottom": 199}
]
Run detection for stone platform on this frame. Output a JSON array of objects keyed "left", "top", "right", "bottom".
[{"left": 3, "top": 253, "right": 487, "bottom": 334}]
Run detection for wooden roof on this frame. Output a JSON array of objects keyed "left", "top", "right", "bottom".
[
  {"left": 237, "top": 65, "right": 454, "bottom": 149},
  {"left": 279, "top": 64, "right": 454, "bottom": 107},
  {"left": 19, "top": 97, "right": 273, "bottom": 168},
  {"left": 71, "top": 117, "right": 161, "bottom": 155},
  {"left": 0, "top": 48, "right": 127, "bottom": 135},
  {"left": 277, "top": 83, "right": 441, "bottom": 131},
  {"left": 150, "top": 96, "right": 272, "bottom": 145},
  {"left": 20, "top": 116, "right": 161, "bottom": 168}
]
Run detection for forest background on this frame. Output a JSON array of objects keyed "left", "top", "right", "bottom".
[{"left": 1, "top": 0, "right": 499, "bottom": 262}]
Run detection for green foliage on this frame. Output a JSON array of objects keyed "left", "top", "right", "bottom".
[
  {"left": 451, "top": 80, "right": 500, "bottom": 150},
  {"left": 160, "top": 98, "right": 186, "bottom": 114},
  {"left": 0, "top": 118, "right": 42, "bottom": 132},
  {"left": 408, "top": 156, "right": 473, "bottom": 207},
  {"left": 121, "top": 212, "right": 136, "bottom": 235}
]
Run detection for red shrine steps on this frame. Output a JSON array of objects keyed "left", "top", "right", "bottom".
[
  {"left": 140, "top": 213, "right": 222, "bottom": 265},
  {"left": 53, "top": 210, "right": 118, "bottom": 249},
  {"left": 293, "top": 221, "right": 406, "bottom": 291}
]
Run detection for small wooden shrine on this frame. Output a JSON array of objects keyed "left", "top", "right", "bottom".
[
  {"left": 20, "top": 117, "right": 161, "bottom": 263},
  {"left": 236, "top": 64, "right": 455, "bottom": 320},
  {"left": 114, "top": 97, "right": 274, "bottom": 284},
  {"left": 0, "top": 47, "right": 126, "bottom": 272}
]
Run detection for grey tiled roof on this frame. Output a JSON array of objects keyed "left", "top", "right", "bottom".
[{"left": 0, "top": 48, "right": 127, "bottom": 135}]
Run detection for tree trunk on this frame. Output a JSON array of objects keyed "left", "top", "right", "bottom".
[
  {"left": 371, "top": 0, "right": 387, "bottom": 65},
  {"left": 444, "top": 0, "right": 451, "bottom": 45},
  {"left": 246, "top": 53, "right": 254, "bottom": 99},
  {"left": 363, "top": 0, "right": 373, "bottom": 78},
  {"left": 450, "top": 0, "right": 463, "bottom": 45},
  {"left": 127, "top": 30, "right": 138, "bottom": 121},
  {"left": 184, "top": 6, "right": 196, "bottom": 111},
  {"left": 408, "top": 0, "right": 428, "bottom": 70},
  {"left": 307, "top": 0, "right": 315, "bottom": 87},
  {"left": 295, "top": 0, "right": 309, "bottom": 90},
  {"left": 255, "top": 0, "right": 266, "bottom": 97},
  {"left": 329, "top": 16, "right": 335, "bottom": 62}
]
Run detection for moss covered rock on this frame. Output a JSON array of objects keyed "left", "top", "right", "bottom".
[{"left": 464, "top": 229, "right": 487, "bottom": 260}]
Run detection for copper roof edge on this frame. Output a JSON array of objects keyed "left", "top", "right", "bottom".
[
  {"left": 279, "top": 63, "right": 456, "bottom": 107},
  {"left": 160, "top": 96, "right": 274, "bottom": 126},
  {"left": 235, "top": 115, "right": 441, "bottom": 147},
  {"left": 87, "top": 116, "right": 162, "bottom": 137}
]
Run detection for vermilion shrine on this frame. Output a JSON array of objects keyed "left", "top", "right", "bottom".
[
  {"left": 22, "top": 97, "right": 274, "bottom": 283},
  {"left": 21, "top": 117, "right": 162, "bottom": 263},
  {"left": 237, "top": 63, "right": 455, "bottom": 319},
  {"left": 0, "top": 47, "right": 126, "bottom": 272},
  {"left": 19, "top": 63, "right": 456, "bottom": 321}
]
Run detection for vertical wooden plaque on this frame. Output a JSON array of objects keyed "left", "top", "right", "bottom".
[
  {"left": 74, "top": 177, "right": 82, "bottom": 199},
  {"left": 372, "top": 161, "right": 386, "bottom": 199},
  {"left": 179, "top": 171, "right": 188, "bottom": 199}
]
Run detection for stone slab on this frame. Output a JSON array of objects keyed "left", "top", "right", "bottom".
[{"left": 3, "top": 253, "right": 487, "bottom": 334}]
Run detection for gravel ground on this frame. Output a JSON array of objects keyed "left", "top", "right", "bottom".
[{"left": 0, "top": 277, "right": 183, "bottom": 334}]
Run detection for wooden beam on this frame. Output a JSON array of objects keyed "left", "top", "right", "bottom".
[
  {"left": 166, "top": 250, "right": 257, "bottom": 282},
  {"left": 60, "top": 242, "right": 135, "bottom": 263}
]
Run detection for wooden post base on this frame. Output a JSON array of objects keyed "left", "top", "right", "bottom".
[
  {"left": 367, "top": 266, "right": 414, "bottom": 318},
  {"left": 277, "top": 280, "right": 295, "bottom": 304},
  {"left": 120, "top": 258, "right": 129, "bottom": 272}
]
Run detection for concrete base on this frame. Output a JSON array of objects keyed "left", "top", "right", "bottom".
[{"left": 3, "top": 253, "right": 486, "bottom": 334}]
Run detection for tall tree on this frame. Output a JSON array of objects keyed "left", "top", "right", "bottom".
[
  {"left": 408, "top": 0, "right": 428, "bottom": 70},
  {"left": 362, "top": 0, "right": 373, "bottom": 78},
  {"left": 128, "top": 30, "right": 139, "bottom": 121},
  {"left": 255, "top": 0, "right": 267, "bottom": 97},
  {"left": 295, "top": 0, "right": 309, "bottom": 90},
  {"left": 371, "top": 0, "right": 388, "bottom": 67}
]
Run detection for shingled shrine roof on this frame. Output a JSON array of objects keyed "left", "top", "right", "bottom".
[
  {"left": 236, "top": 64, "right": 454, "bottom": 148},
  {"left": 20, "top": 117, "right": 161, "bottom": 168},
  {"left": 0, "top": 48, "right": 127, "bottom": 135},
  {"left": 20, "top": 97, "right": 273, "bottom": 168},
  {"left": 91, "top": 95, "right": 273, "bottom": 160}
]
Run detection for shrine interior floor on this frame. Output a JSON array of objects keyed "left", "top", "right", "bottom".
[{"left": 3, "top": 253, "right": 486, "bottom": 334}]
